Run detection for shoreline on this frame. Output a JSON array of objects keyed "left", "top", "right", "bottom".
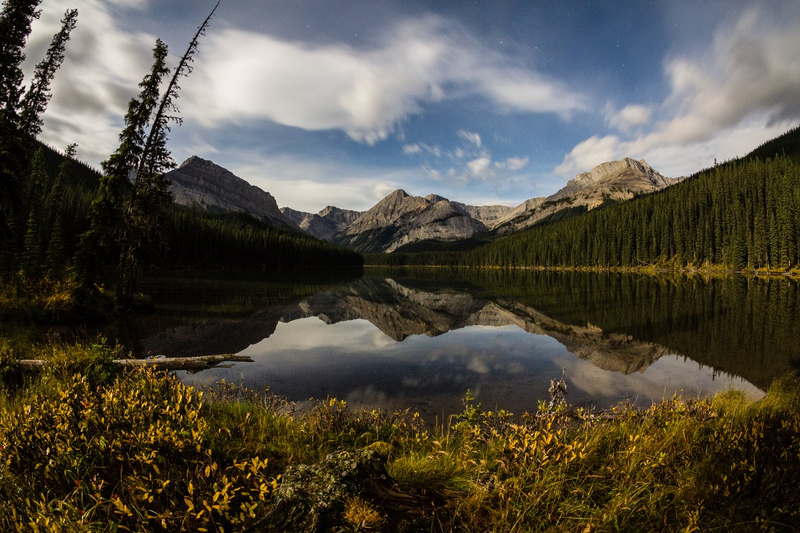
[{"left": 364, "top": 262, "right": 800, "bottom": 279}]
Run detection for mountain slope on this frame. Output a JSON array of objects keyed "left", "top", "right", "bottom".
[
  {"left": 746, "top": 124, "right": 800, "bottom": 162},
  {"left": 331, "top": 158, "right": 678, "bottom": 254},
  {"left": 166, "top": 156, "right": 298, "bottom": 230},
  {"left": 281, "top": 205, "right": 362, "bottom": 241},
  {"left": 490, "top": 158, "right": 679, "bottom": 236},
  {"left": 366, "top": 158, "right": 678, "bottom": 254},
  {"left": 376, "top": 129, "right": 800, "bottom": 270},
  {"left": 332, "top": 190, "right": 488, "bottom": 253}
]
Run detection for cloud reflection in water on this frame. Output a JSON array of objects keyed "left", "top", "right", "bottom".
[{"left": 180, "top": 316, "right": 762, "bottom": 422}]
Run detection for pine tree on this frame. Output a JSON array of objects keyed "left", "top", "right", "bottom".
[
  {"left": 117, "top": 1, "right": 219, "bottom": 305},
  {"left": 19, "top": 8, "right": 78, "bottom": 137},
  {"left": 0, "top": 0, "right": 40, "bottom": 125},
  {"left": 44, "top": 143, "right": 76, "bottom": 277},
  {"left": 0, "top": 0, "right": 42, "bottom": 269},
  {"left": 20, "top": 147, "right": 47, "bottom": 276},
  {"left": 74, "top": 40, "right": 169, "bottom": 294}
]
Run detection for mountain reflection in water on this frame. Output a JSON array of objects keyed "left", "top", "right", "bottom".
[{"left": 112, "top": 271, "right": 798, "bottom": 421}]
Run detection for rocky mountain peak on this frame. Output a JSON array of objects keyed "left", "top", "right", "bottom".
[
  {"left": 387, "top": 189, "right": 409, "bottom": 200},
  {"left": 280, "top": 205, "right": 364, "bottom": 242},
  {"left": 335, "top": 189, "right": 488, "bottom": 253},
  {"left": 279, "top": 206, "right": 307, "bottom": 226},
  {"left": 548, "top": 157, "right": 676, "bottom": 202},
  {"left": 425, "top": 193, "right": 448, "bottom": 203},
  {"left": 166, "top": 156, "right": 297, "bottom": 230},
  {"left": 180, "top": 155, "right": 204, "bottom": 168},
  {"left": 319, "top": 205, "right": 342, "bottom": 218},
  {"left": 489, "top": 158, "right": 679, "bottom": 237}
]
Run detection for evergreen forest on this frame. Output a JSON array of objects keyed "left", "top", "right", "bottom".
[
  {"left": 369, "top": 127, "right": 800, "bottom": 271},
  {"left": 0, "top": 1, "right": 361, "bottom": 317},
  {"left": 1, "top": 141, "right": 362, "bottom": 292}
]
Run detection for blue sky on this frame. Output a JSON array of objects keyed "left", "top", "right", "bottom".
[{"left": 23, "top": 0, "right": 800, "bottom": 212}]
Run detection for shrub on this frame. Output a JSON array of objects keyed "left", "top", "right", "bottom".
[{"left": 0, "top": 367, "right": 275, "bottom": 531}]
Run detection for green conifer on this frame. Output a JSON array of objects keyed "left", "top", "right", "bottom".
[
  {"left": 20, "top": 8, "right": 78, "bottom": 137},
  {"left": 20, "top": 147, "right": 47, "bottom": 276},
  {"left": 0, "top": 0, "right": 42, "bottom": 269}
]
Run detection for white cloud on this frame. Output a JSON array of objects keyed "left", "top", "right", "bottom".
[
  {"left": 423, "top": 143, "right": 442, "bottom": 158},
  {"left": 555, "top": 135, "right": 623, "bottom": 176},
  {"left": 403, "top": 142, "right": 441, "bottom": 158},
  {"left": 457, "top": 129, "right": 482, "bottom": 147},
  {"left": 107, "top": 0, "right": 148, "bottom": 7},
  {"left": 467, "top": 156, "right": 492, "bottom": 179},
  {"left": 231, "top": 159, "right": 404, "bottom": 212},
  {"left": 480, "top": 69, "right": 584, "bottom": 118},
  {"left": 497, "top": 156, "right": 529, "bottom": 171},
  {"left": 558, "top": 8, "right": 800, "bottom": 178},
  {"left": 183, "top": 16, "right": 586, "bottom": 145},
  {"left": 25, "top": 0, "right": 158, "bottom": 164},
  {"left": 607, "top": 104, "right": 652, "bottom": 131},
  {"left": 426, "top": 168, "right": 443, "bottom": 181},
  {"left": 405, "top": 130, "right": 531, "bottom": 188}
]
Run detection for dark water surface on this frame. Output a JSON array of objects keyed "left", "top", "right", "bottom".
[{"left": 101, "top": 269, "right": 798, "bottom": 421}]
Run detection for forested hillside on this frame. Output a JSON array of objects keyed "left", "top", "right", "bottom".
[
  {"left": 0, "top": 3, "right": 360, "bottom": 318},
  {"left": 1, "top": 140, "right": 360, "bottom": 321},
  {"left": 370, "top": 127, "right": 800, "bottom": 271},
  {"left": 166, "top": 206, "right": 363, "bottom": 268},
  {"left": 29, "top": 145, "right": 362, "bottom": 270}
]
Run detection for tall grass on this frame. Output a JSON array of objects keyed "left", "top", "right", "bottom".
[{"left": 1, "top": 340, "right": 798, "bottom": 531}]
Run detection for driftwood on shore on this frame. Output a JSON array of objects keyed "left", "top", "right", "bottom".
[{"left": 14, "top": 354, "right": 254, "bottom": 371}]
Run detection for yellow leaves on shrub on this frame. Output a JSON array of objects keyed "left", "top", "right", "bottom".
[
  {"left": 497, "top": 422, "right": 588, "bottom": 473},
  {"left": 0, "top": 367, "right": 275, "bottom": 531},
  {"left": 343, "top": 495, "right": 386, "bottom": 530},
  {"left": 0, "top": 275, "right": 79, "bottom": 319},
  {"left": 42, "top": 278, "right": 77, "bottom": 314}
]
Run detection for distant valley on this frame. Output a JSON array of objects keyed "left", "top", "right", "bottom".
[{"left": 168, "top": 155, "right": 681, "bottom": 254}]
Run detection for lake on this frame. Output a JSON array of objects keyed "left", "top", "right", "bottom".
[{"left": 100, "top": 268, "right": 797, "bottom": 423}]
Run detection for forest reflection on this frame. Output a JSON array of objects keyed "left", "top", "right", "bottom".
[{"left": 111, "top": 269, "right": 797, "bottom": 418}]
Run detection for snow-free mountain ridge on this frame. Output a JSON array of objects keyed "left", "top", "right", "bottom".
[
  {"left": 331, "top": 157, "right": 680, "bottom": 252},
  {"left": 281, "top": 205, "right": 363, "bottom": 241},
  {"left": 166, "top": 156, "right": 298, "bottom": 230},
  {"left": 167, "top": 155, "right": 680, "bottom": 253},
  {"left": 332, "top": 190, "right": 489, "bottom": 253}
]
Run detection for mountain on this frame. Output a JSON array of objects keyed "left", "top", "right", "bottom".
[
  {"left": 166, "top": 156, "right": 298, "bottom": 230},
  {"left": 490, "top": 158, "right": 680, "bottom": 235},
  {"left": 332, "top": 158, "right": 677, "bottom": 254},
  {"left": 165, "top": 155, "right": 677, "bottom": 254},
  {"left": 136, "top": 275, "right": 670, "bottom": 375},
  {"left": 332, "top": 190, "right": 488, "bottom": 253},
  {"left": 432, "top": 133, "right": 800, "bottom": 270},
  {"left": 456, "top": 203, "right": 516, "bottom": 227},
  {"left": 551, "top": 158, "right": 677, "bottom": 201},
  {"left": 280, "top": 205, "right": 363, "bottom": 241}
]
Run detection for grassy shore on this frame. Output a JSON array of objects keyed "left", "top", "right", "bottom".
[
  {"left": 363, "top": 261, "right": 800, "bottom": 280},
  {"left": 1, "top": 340, "right": 799, "bottom": 532}
]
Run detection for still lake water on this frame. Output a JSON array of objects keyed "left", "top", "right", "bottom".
[{"left": 104, "top": 268, "right": 798, "bottom": 422}]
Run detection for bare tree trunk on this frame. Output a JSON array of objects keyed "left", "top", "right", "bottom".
[{"left": 15, "top": 353, "right": 253, "bottom": 371}]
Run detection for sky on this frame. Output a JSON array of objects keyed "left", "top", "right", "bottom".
[{"left": 21, "top": 0, "right": 800, "bottom": 213}]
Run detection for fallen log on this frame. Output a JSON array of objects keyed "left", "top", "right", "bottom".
[{"left": 15, "top": 353, "right": 254, "bottom": 371}]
